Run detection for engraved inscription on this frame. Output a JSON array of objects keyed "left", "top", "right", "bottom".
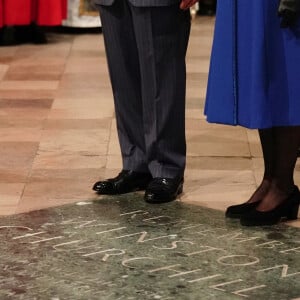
[{"left": 0, "top": 196, "right": 299, "bottom": 299}]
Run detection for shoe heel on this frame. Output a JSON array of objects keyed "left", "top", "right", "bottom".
[{"left": 286, "top": 203, "right": 299, "bottom": 220}]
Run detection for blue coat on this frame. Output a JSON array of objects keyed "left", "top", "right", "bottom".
[{"left": 205, "top": 0, "right": 300, "bottom": 129}]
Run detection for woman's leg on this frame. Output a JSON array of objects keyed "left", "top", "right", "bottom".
[
  {"left": 225, "top": 128, "right": 274, "bottom": 218},
  {"left": 256, "top": 126, "right": 300, "bottom": 211},
  {"left": 246, "top": 128, "right": 274, "bottom": 203}
]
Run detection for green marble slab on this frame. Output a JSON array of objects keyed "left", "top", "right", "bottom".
[{"left": 0, "top": 194, "right": 299, "bottom": 300}]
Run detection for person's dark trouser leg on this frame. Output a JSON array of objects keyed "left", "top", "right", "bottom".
[
  {"left": 98, "top": 1, "right": 148, "bottom": 173},
  {"left": 130, "top": 4, "right": 191, "bottom": 178}
]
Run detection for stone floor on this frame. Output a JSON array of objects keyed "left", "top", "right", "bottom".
[
  {"left": 0, "top": 17, "right": 300, "bottom": 222},
  {"left": 1, "top": 197, "right": 299, "bottom": 299},
  {"left": 1, "top": 15, "right": 300, "bottom": 300}
]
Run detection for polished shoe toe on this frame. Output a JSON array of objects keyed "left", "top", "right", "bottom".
[
  {"left": 93, "top": 180, "right": 115, "bottom": 194},
  {"left": 144, "top": 177, "right": 183, "bottom": 204},
  {"left": 93, "top": 170, "right": 152, "bottom": 195}
]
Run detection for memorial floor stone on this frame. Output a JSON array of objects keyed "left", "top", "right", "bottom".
[{"left": 0, "top": 194, "right": 299, "bottom": 300}]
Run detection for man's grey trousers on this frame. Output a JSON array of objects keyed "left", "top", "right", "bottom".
[{"left": 97, "top": 0, "right": 191, "bottom": 178}]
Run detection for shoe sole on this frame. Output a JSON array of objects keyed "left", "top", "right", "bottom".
[
  {"left": 225, "top": 212, "right": 243, "bottom": 219},
  {"left": 240, "top": 219, "right": 280, "bottom": 226}
]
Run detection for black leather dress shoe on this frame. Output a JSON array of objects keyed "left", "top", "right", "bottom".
[
  {"left": 93, "top": 170, "right": 152, "bottom": 195},
  {"left": 144, "top": 177, "right": 183, "bottom": 204},
  {"left": 225, "top": 201, "right": 261, "bottom": 219}
]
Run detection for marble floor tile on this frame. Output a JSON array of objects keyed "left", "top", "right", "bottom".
[
  {"left": 0, "top": 48, "right": 18, "bottom": 66},
  {"left": 0, "top": 128, "right": 42, "bottom": 142},
  {"left": 0, "top": 80, "right": 59, "bottom": 90},
  {"left": 0, "top": 99, "right": 53, "bottom": 120},
  {"left": 69, "top": 48, "right": 106, "bottom": 58},
  {"left": 59, "top": 73, "right": 111, "bottom": 90},
  {"left": 55, "top": 86, "right": 113, "bottom": 100},
  {"left": 186, "top": 72, "right": 209, "bottom": 85},
  {"left": 186, "top": 108, "right": 203, "bottom": 119},
  {"left": 0, "top": 118, "right": 44, "bottom": 129},
  {"left": 0, "top": 64, "right": 9, "bottom": 80},
  {"left": 186, "top": 97, "right": 205, "bottom": 112},
  {"left": 0, "top": 98, "right": 53, "bottom": 111},
  {"left": 0, "top": 89, "right": 56, "bottom": 100},
  {"left": 32, "top": 153, "right": 107, "bottom": 170},
  {"left": 11, "top": 54, "right": 68, "bottom": 67},
  {"left": 44, "top": 118, "right": 111, "bottom": 130},
  {"left": 186, "top": 85, "right": 207, "bottom": 100},
  {"left": 0, "top": 169, "right": 31, "bottom": 184},
  {"left": 17, "top": 168, "right": 101, "bottom": 213},
  {"left": 182, "top": 182, "right": 256, "bottom": 212},
  {"left": 183, "top": 156, "right": 257, "bottom": 211},
  {"left": 48, "top": 97, "right": 114, "bottom": 119},
  {"left": 0, "top": 98, "right": 53, "bottom": 108},
  {"left": 64, "top": 56, "right": 109, "bottom": 74},
  {"left": 71, "top": 34, "right": 104, "bottom": 51},
  {"left": 0, "top": 142, "right": 39, "bottom": 171},
  {"left": 0, "top": 183, "right": 25, "bottom": 206},
  {"left": 0, "top": 206, "right": 17, "bottom": 215},
  {"left": 187, "top": 127, "right": 251, "bottom": 157},
  {"left": 38, "top": 129, "right": 110, "bottom": 156},
  {"left": 187, "top": 58, "right": 210, "bottom": 73},
  {"left": 4, "top": 65, "right": 65, "bottom": 81},
  {"left": 186, "top": 156, "right": 253, "bottom": 171},
  {"left": 14, "top": 43, "right": 72, "bottom": 59}
]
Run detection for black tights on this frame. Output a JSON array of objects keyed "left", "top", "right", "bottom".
[{"left": 247, "top": 126, "right": 300, "bottom": 211}]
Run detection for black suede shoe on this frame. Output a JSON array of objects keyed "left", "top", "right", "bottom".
[
  {"left": 93, "top": 170, "right": 152, "bottom": 195},
  {"left": 225, "top": 201, "right": 261, "bottom": 219},
  {"left": 240, "top": 186, "right": 300, "bottom": 226},
  {"left": 144, "top": 177, "right": 183, "bottom": 204}
]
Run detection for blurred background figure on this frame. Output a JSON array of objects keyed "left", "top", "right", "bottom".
[
  {"left": 197, "top": 0, "right": 216, "bottom": 16},
  {"left": 0, "top": 0, "right": 67, "bottom": 45},
  {"left": 62, "top": 0, "right": 101, "bottom": 28}
]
